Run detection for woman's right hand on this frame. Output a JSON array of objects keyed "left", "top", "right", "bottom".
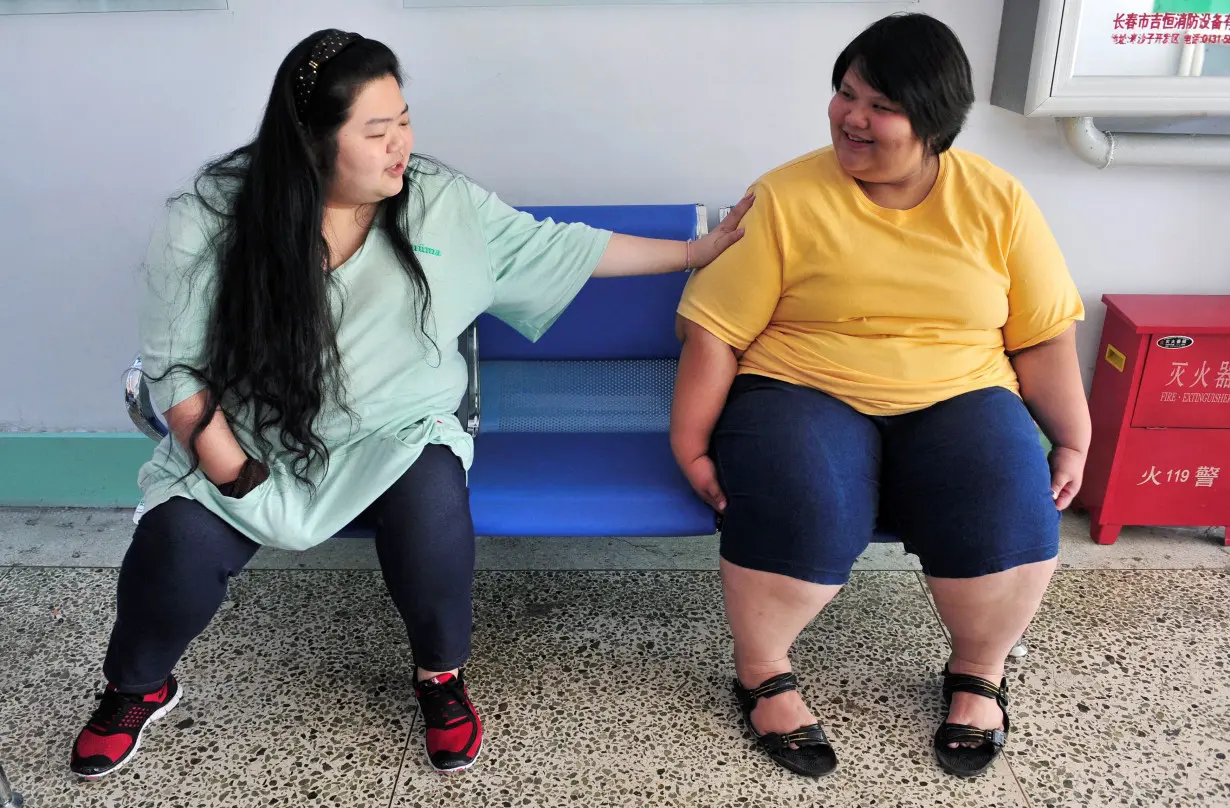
[
  {"left": 1048, "top": 445, "right": 1086, "bottom": 511},
  {"left": 682, "top": 454, "right": 727, "bottom": 514},
  {"left": 671, "top": 319, "right": 739, "bottom": 517}
]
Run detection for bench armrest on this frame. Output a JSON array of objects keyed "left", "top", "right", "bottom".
[
  {"left": 458, "top": 321, "right": 481, "bottom": 436},
  {"left": 124, "top": 355, "right": 169, "bottom": 441}
]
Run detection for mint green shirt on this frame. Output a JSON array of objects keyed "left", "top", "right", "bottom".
[{"left": 136, "top": 161, "right": 612, "bottom": 550}]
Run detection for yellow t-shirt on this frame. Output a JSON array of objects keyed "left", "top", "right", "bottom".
[{"left": 677, "top": 147, "right": 1085, "bottom": 416}]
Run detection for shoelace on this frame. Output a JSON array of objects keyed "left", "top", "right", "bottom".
[
  {"left": 417, "top": 680, "right": 471, "bottom": 726},
  {"left": 87, "top": 689, "right": 143, "bottom": 731}
]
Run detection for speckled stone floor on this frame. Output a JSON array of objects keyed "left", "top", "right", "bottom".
[{"left": 0, "top": 509, "right": 1227, "bottom": 807}]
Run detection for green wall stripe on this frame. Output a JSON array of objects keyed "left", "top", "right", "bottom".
[
  {"left": 0, "top": 433, "right": 152, "bottom": 508},
  {"left": 3, "top": 427, "right": 1053, "bottom": 508},
  {"left": 2, "top": 425, "right": 1057, "bottom": 506}
]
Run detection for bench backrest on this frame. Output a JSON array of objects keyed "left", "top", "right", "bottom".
[
  {"left": 478, "top": 204, "right": 705, "bottom": 361},
  {"left": 476, "top": 204, "right": 706, "bottom": 434}
]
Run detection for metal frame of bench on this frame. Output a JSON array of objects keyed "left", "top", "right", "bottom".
[{"left": 0, "top": 761, "right": 23, "bottom": 807}]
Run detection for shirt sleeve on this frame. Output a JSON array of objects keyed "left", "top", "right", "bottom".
[
  {"left": 1002, "top": 185, "right": 1086, "bottom": 353},
  {"left": 139, "top": 196, "right": 217, "bottom": 414},
  {"left": 675, "top": 181, "right": 783, "bottom": 351},
  {"left": 466, "top": 179, "right": 613, "bottom": 342}
]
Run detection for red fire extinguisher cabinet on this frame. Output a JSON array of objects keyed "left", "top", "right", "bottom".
[{"left": 1077, "top": 294, "right": 1230, "bottom": 545}]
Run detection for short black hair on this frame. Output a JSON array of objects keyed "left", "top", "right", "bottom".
[{"left": 831, "top": 13, "right": 975, "bottom": 154}]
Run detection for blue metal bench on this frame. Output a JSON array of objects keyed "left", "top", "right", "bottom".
[
  {"left": 121, "top": 202, "right": 1030, "bottom": 657},
  {"left": 469, "top": 203, "right": 716, "bottom": 537}
]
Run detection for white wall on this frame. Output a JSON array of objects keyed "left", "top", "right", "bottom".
[{"left": 0, "top": 0, "right": 1227, "bottom": 431}]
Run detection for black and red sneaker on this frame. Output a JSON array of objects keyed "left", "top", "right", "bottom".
[
  {"left": 70, "top": 675, "right": 182, "bottom": 780},
  {"left": 414, "top": 670, "right": 482, "bottom": 773}
]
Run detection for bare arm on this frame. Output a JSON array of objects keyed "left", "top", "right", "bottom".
[
  {"left": 669, "top": 317, "right": 741, "bottom": 512},
  {"left": 1009, "top": 324, "right": 1091, "bottom": 509},
  {"left": 165, "top": 391, "right": 251, "bottom": 487},
  {"left": 592, "top": 234, "right": 691, "bottom": 278},
  {"left": 591, "top": 193, "right": 754, "bottom": 278}
]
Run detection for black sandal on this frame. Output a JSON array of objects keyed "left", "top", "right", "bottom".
[
  {"left": 933, "top": 666, "right": 1010, "bottom": 778},
  {"left": 732, "top": 672, "right": 837, "bottom": 778}
]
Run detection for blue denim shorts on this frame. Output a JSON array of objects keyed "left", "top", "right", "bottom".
[{"left": 711, "top": 375, "right": 1060, "bottom": 584}]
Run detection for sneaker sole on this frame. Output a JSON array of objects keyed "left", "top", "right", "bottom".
[
  {"left": 74, "top": 685, "right": 184, "bottom": 781},
  {"left": 424, "top": 735, "right": 482, "bottom": 775}
]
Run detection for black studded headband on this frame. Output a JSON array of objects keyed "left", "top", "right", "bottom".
[{"left": 293, "top": 30, "right": 362, "bottom": 124}]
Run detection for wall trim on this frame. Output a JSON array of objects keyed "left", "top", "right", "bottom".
[
  {"left": 0, "top": 433, "right": 151, "bottom": 508},
  {"left": 2, "top": 428, "right": 1053, "bottom": 508}
]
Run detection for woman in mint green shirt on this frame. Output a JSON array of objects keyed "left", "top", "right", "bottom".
[{"left": 70, "top": 29, "right": 750, "bottom": 781}]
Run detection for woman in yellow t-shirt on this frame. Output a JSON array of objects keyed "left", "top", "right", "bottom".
[{"left": 672, "top": 12, "right": 1089, "bottom": 780}]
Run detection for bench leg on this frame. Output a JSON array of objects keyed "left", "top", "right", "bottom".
[{"left": 0, "top": 763, "right": 24, "bottom": 808}]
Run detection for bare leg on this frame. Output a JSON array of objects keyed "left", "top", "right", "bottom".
[
  {"left": 927, "top": 558, "right": 1057, "bottom": 746},
  {"left": 722, "top": 559, "right": 843, "bottom": 738}
]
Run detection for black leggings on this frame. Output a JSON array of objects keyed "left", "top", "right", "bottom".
[{"left": 103, "top": 444, "right": 475, "bottom": 692}]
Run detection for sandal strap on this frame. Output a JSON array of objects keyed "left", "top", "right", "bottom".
[
  {"left": 942, "top": 671, "right": 1008, "bottom": 709},
  {"left": 759, "top": 723, "right": 831, "bottom": 752},
  {"left": 746, "top": 672, "right": 800, "bottom": 702},
  {"left": 937, "top": 722, "right": 1007, "bottom": 749}
]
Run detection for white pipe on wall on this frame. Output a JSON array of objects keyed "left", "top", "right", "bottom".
[
  {"left": 1177, "top": 37, "right": 1207, "bottom": 78},
  {"left": 1179, "top": 40, "right": 1198, "bottom": 77},
  {"left": 1058, "top": 116, "right": 1230, "bottom": 169}
]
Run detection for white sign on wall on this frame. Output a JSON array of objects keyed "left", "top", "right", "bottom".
[
  {"left": 404, "top": 0, "right": 913, "bottom": 7},
  {"left": 0, "top": 0, "right": 226, "bottom": 13}
]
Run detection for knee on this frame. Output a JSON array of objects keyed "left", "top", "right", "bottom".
[
  {"left": 133, "top": 498, "right": 205, "bottom": 550},
  {"left": 401, "top": 445, "right": 468, "bottom": 501},
  {"left": 717, "top": 459, "right": 874, "bottom": 586},
  {"left": 374, "top": 447, "right": 474, "bottom": 553},
  {"left": 129, "top": 498, "right": 249, "bottom": 574},
  {"left": 721, "top": 558, "right": 844, "bottom": 606}
]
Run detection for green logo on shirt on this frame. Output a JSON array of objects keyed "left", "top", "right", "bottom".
[{"left": 413, "top": 244, "right": 441, "bottom": 257}]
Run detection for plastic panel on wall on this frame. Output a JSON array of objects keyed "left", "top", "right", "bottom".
[{"left": 405, "top": 0, "right": 913, "bottom": 7}]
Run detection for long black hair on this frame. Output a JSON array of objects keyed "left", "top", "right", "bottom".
[{"left": 165, "top": 30, "right": 434, "bottom": 489}]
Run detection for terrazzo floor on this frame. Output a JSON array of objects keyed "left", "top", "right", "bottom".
[{"left": 0, "top": 509, "right": 1226, "bottom": 807}]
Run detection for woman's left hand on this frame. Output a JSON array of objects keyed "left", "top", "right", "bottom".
[
  {"left": 688, "top": 192, "right": 754, "bottom": 269},
  {"left": 1049, "top": 446, "right": 1086, "bottom": 510}
]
